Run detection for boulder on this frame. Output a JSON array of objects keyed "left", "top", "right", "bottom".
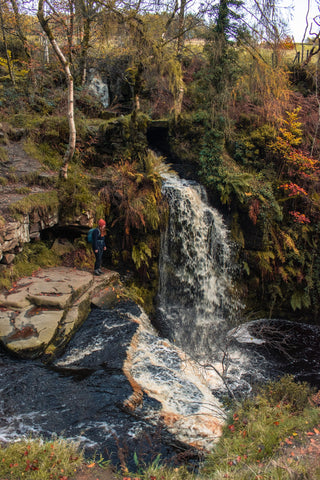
[
  {"left": 51, "top": 238, "right": 74, "bottom": 257},
  {"left": 0, "top": 267, "right": 119, "bottom": 358}
]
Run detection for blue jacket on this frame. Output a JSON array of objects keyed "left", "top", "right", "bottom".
[{"left": 92, "top": 228, "right": 106, "bottom": 251}]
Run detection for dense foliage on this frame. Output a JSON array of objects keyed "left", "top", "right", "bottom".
[{"left": 0, "top": 0, "right": 319, "bottom": 318}]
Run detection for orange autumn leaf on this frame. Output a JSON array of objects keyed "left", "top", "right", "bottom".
[
  {"left": 87, "top": 462, "right": 95, "bottom": 468},
  {"left": 314, "top": 428, "right": 320, "bottom": 434},
  {"left": 307, "top": 432, "right": 315, "bottom": 436},
  {"left": 285, "top": 438, "right": 293, "bottom": 444}
]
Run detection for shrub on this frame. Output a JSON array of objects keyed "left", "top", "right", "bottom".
[
  {"left": 15, "top": 186, "right": 32, "bottom": 195},
  {"left": 61, "top": 236, "right": 95, "bottom": 270},
  {"left": 260, "top": 374, "right": 313, "bottom": 412},
  {"left": 57, "top": 166, "right": 99, "bottom": 222}
]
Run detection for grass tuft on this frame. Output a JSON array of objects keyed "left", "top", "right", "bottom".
[
  {"left": 9, "top": 191, "right": 59, "bottom": 216},
  {"left": 0, "top": 146, "right": 9, "bottom": 163},
  {"left": 0, "top": 242, "right": 61, "bottom": 290},
  {"left": 0, "top": 437, "right": 84, "bottom": 480},
  {"left": 23, "top": 138, "right": 62, "bottom": 171}
]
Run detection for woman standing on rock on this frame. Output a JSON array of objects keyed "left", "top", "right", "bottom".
[{"left": 92, "top": 219, "right": 107, "bottom": 276}]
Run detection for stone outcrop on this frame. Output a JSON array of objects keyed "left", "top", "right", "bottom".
[
  {"left": 54, "top": 300, "right": 225, "bottom": 451},
  {"left": 0, "top": 132, "right": 96, "bottom": 266},
  {"left": 87, "top": 69, "right": 110, "bottom": 108},
  {"left": 0, "top": 208, "right": 95, "bottom": 266},
  {"left": 0, "top": 266, "right": 119, "bottom": 359},
  {"left": 0, "top": 211, "right": 57, "bottom": 265},
  {"left": 123, "top": 313, "right": 225, "bottom": 450}
]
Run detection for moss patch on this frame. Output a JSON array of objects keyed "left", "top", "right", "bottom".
[{"left": 9, "top": 191, "right": 59, "bottom": 216}]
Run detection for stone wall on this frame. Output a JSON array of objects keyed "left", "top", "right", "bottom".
[{"left": 0, "top": 207, "right": 94, "bottom": 267}]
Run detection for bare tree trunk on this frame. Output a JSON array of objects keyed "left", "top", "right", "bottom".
[
  {"left": 61, "top": 66, "right": 76, "bottom": 179},
  {"left": 177, "top": 0, "right": 186, "bottom": 56},
  {"left": 131, "top": 62, "right": 143, "bottom": 122},
  {"left": 173, "top": 0, "right": 186, "bottom": 118},
  {"left": 0, "top": 0, "right": 15, "bottom": 86},
  {"left": 66, "top": 0, "right": 75, "bottom": 65},
  {"left": 301, "top": 0, "right": 311, "bottom": 62},
  {"left": 43, "top": 35, "right": 50, "bottom": 64},
  {"left": 79, "top": 17, "right": 91, "bottom": 86},
  {"left": 311, "top": 56, "right": 320, "bottom": 158},
  {"left": 38, "top": 0, "right": 76, "bottom": 179}
]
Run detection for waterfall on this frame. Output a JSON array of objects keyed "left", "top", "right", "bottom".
[{"left": 157, "top": 173, "right": 240, "bottom": 362}]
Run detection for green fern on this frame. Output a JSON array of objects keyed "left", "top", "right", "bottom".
[
  {"left": 290, "top": 290, "right": 310, "bottom": 310},
  {"left": 132, "top": 242, "right": 152, "bottom": 269}
]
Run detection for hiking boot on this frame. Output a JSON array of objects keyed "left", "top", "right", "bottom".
[
  {"left": 94, "top": 270, "right": 101, "bottom": 276},
  {"left": 98, "top": 268, "right": 103, "bottom": 274}
]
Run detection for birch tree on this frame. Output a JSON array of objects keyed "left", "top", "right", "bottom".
[{"left": 37, "top": 0, "right": 76, "bottom": 179}]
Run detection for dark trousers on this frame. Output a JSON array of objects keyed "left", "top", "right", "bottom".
[{"left": 94, "top": 245, "right": 104, "bottom": 271}]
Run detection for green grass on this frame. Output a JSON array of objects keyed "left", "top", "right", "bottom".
[
  {"left": 140, "top": 463, "right": 198, "bottom": 480},
  {"left": 9, "top": 190, "right": 59, "bottom": 216},
  {"left": 0, "top": 437, "right": 84, "bottom": 480},
  {"left": 202, "top": 376, "right": 320, "bottom": 479},
  {"left": 15, "top": 186, "right": 32, "bottom": 194},
  {"left": 23, "top": 138, "right": 62, "bottom": 171},
  {"left": 0, "top": 242, "right": 61, "bottom": 290},
  {"left": 0, "top": 145, "right": 8, "bottom": 163}
]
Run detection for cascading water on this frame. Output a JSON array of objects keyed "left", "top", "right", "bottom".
[
  {"left": 156, "top": 172, "right": 320, "bottom": 395},
  {"left": 1, "top": 168, "right": 320, "bottom": 468},
  {"left": 157, "top": 173, "right": 241, "bottom": 362}
]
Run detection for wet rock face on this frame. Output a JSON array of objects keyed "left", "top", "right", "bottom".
[
  {"left": 87, "top": 70, "right": 110, "bottom": 108},
  {"left": 55, "top": 304, "right": 140, "bottom": 371},
  {"left": 0, "top": 272, "right": 225, "bottom": 456},
  {"left": 229, "top": 319, "right": 320, "bottom": 388},
  {"left": 55, "top": 300, "right": 225, "bottom": 451}
]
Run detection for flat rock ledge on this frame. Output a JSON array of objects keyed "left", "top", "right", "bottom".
[{"left": 0, "top": 266, "right": 119, "bottom": 359}]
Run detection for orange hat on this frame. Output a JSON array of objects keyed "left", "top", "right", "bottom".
[{"left": 98, "top": 219, "right": 106, "bottom": 227}]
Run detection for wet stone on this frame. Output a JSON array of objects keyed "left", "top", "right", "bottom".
[{"left": 55, "top": 307, "right": 139, "bottom": 371}]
